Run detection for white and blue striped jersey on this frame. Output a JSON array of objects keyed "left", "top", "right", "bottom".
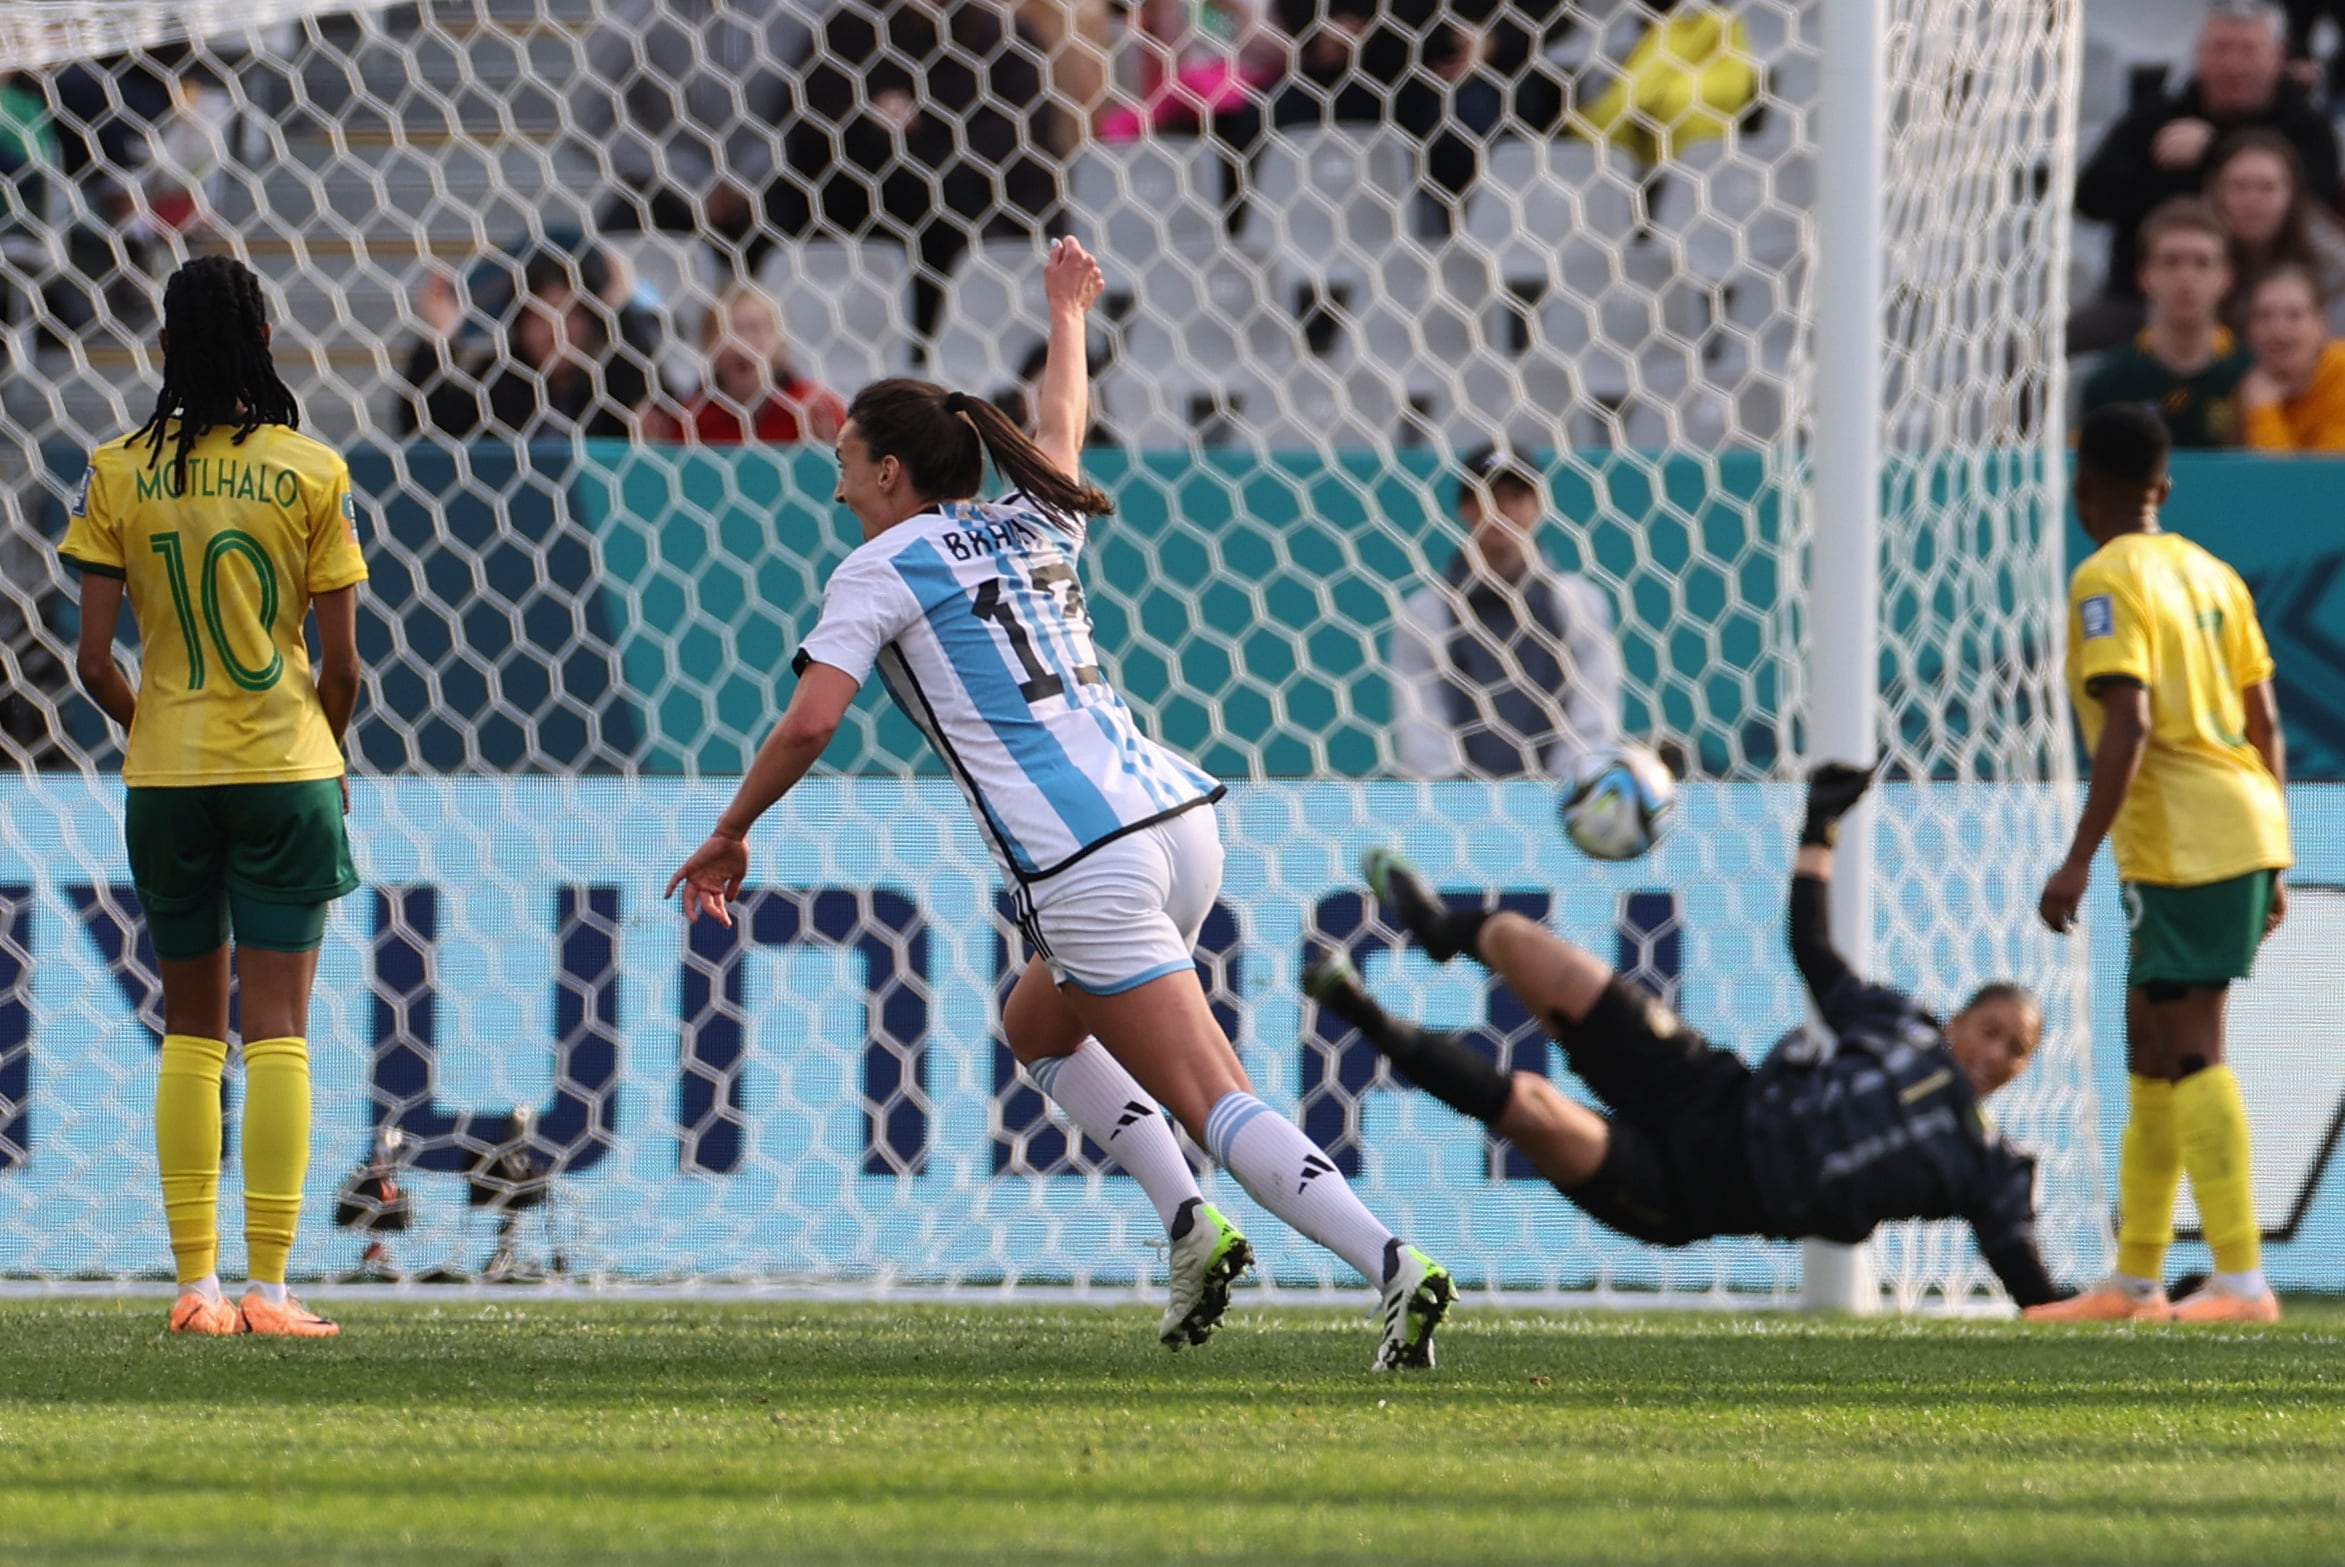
[{"left": 796, "top": 494, "right": 1224, "bottom": 883}]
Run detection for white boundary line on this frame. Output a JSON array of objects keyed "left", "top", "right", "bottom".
[{"left": 0, "top": 1279, "right": 2017, "bottom": 1315}]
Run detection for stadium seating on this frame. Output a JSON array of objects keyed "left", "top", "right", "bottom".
[{"left": 0, "top": 0, "right": 2179, "bottom": 456}]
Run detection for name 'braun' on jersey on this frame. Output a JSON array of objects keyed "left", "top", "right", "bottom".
[
  {"left": 796, "top": 495, "right": 1222, "bottom": 883},
  {"left": 1743, "top": 981, "right": 2038, "bottom": 1257}
]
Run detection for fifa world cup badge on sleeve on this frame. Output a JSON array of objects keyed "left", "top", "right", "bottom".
[
  {"left": 2080, "top": 594, "right": 2114, "bottom": 640},
  {"left": 342, "top": 489, "right": 361, "bottom": 543},
  {"left": 70, "top": 465, "right": 93, "bottom": 519}
]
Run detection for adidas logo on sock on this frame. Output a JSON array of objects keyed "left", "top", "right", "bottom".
[
  {"left": 1111, "top": 1100, "right": 1152, "bottom": 1138},
  {"left": 1297, "top": 1152, "right": 1335, "bottom": 1194}
]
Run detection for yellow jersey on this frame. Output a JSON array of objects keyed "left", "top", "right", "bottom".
[
  {"left": 58, "top": 421, "right": 368, "bottom": 787},
  {"left": 2066, "top": 530, "right": 2292, "bottom": 886}
]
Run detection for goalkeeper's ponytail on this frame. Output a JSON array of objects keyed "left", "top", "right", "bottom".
[{"left": 849, "top": 378, "right": 1112, "bottom": 520}]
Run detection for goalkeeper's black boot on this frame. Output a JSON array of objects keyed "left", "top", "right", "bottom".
[
  {"left": 1303, "top": 952, "right": 1385, "bottom": 1035},
  {"left": 1360, "top": 848, "right": 1483, "bottom": 963}
]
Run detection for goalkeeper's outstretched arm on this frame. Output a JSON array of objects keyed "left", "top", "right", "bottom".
[
  {"left": 1981, "top": 1230, "right": 2060, "bottom": 1309},
  {"left": 1787, "top": 762, "right": 1878, "bottom": 1009}
]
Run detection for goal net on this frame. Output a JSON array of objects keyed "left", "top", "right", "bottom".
[{"left": 0, "top": 0, "right": 2104, "bottom": 1304}]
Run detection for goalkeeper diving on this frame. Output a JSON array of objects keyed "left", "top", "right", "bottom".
[{"left": 1303, "top": 764, "right": 2064, "bottom": 1307}]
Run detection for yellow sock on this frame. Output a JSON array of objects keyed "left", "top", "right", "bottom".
[
  {"left": 156, "top": 1034, "right": 228, "bottom": 1286},
  {"left": 240, "top": 1036, "right": 312, "bottom": 1286},
  {"left": 2115, "top": 1074, "right": 2181, "bottom": 1282},
  {"left": 2176, "top": 1064, "right": 2261, "bottom": 1277}
]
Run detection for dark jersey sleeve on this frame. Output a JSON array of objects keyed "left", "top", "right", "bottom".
[
  {"left": 1788, "top": 873, "right": 1859, "bottom": 1019},
  {"left": 1969, "top": 1139, "right": 2057, "bottom": 1308}
]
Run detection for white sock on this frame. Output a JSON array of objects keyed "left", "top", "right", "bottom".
[
  {"left": 2212, "top": 1268, "right": 2268, "bottom": 1299},
  {"left": 1203, "top": 1091, "right": 1395, "bottom": 1285},
  {"left": 2111, "top": 1271, "right": 2159, "bottom": 1299},
  {"left": 250, "top": 1280, "right": 289, "bottom": 1306},
  {"left": 185, "top": 1272, "right": 222, "bottom": 1302},
  {"left": 1025, "top": 1039, "right": 1202, "bottom": 1229}
]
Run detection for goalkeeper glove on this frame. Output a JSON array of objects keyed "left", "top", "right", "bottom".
[{"left": 1801, "top": 759, "right": 1879, "bottom": 848}]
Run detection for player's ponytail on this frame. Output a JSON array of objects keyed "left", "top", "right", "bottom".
[
  {"left": 134, "top": 256, "right": 302, "bottom": 491},
  {"left": 849, "top": 378, "right": 1113, "bottom": 520}
]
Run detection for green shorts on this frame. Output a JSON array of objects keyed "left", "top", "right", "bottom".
[
  {"left": 2122, "top": 869, "right": 2278, "bottom": 991},
  {"left": 124, "top": 779, "right": 360, "bottom": 961}
]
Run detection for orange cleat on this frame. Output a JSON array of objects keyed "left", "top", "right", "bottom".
[
  {"left": 167, "top": 1290, "right": 245, "bottom": 1335},
  {"left": 240, "top": 1291, "right": 341, "bottom": 1338},
  {"left": 2022, "top": 1279, "right": 2171, "bottom": 1322},
  {"left": 2170, "top": 1281, "right": 2282, "bottom": 1324}
]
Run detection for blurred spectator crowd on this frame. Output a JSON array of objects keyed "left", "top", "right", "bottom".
[
  {"left": 2, "top": 0, "right": 1770, "bottom": 453},
  {"left": 2073, "top": 0, "right": 2345, "bottom": 451},
  {"left": 7, "top": 1, "right": 2345, "bottom": 454}
]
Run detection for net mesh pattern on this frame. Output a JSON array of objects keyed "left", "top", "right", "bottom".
[{"left": 0, "top": 0, "right": 2103, "bottom": 1301}]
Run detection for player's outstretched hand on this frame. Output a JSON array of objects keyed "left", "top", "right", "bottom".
[
  {"left": 1044, "top": 235, "right": 1104, "bottom": 317},
  {"left": 666, "top": 831, "right": 749, "bottom": 927},
  {"left": 1800, "top": 759, "right": 1879, "bottom": 848}
]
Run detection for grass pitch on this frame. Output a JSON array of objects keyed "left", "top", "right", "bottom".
[{"left": 3, "top": 1298, "right": 2341, "bottom": 1565}]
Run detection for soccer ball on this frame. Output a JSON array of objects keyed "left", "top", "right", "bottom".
[{"left": 1560, "top": 744, "right": 1676, "bottom": 861}]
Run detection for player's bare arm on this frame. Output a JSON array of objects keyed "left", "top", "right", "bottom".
[
  {"left": 312, "top": 584, "right": 362, "bottom": 748},
  {"left": 667, "top": 660, "right": 860, "bottom": 926},
  {"left": 2040, "top": 678, "right": 2150, "bottom": 933},
  {"left": 1035, "top": 236, "right": 1102, "bottom": 484},
  {"left": 2245, "top": 678, "right": 2289, "bottom": 932},
  {"left": 71, "top": 573, "right": 138, "bottom": 732}
]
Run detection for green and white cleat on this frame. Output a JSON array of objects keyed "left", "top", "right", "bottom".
[
  {"left": 1373, "top": 1241, "right": 1455, "bottom": 1371},
  {"left": 1162, "top": 1197, "right": 1253, "bottom": 1349}
]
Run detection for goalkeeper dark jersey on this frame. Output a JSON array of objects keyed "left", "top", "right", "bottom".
[{"left": 1744, "top": 878, "right": 2051, "bottom": 1301}]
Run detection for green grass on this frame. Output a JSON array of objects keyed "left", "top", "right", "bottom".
[{"left": 3, "top": 1299, "right": 2342, "bottom": 1565}]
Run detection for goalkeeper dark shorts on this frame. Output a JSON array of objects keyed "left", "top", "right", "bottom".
[
  {"left": 1568, "top": 1089, "right": 1768, "bottom": 1248},
  {"left": 1547, "top": 976, "right": 1768, "bottom": 1247},
  {"left": 124, "top": 780, "right": 359, "bottom": 961}
]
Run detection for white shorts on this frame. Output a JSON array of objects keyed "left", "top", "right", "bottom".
[{"left": 1015, "top": 803, "right": 1225, "bottom": 994}]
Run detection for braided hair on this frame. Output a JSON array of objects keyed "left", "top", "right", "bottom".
[{"left": 134, "top": 255, "right": 301, "bottom": 490}]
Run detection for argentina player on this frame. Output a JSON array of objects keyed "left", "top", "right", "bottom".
[
  {"left": 669, "top": 238, "right": 1455, "bottom": 1369},
  {"left": 1304, "top": 763, "right": 2065, "bottom": 1309}
]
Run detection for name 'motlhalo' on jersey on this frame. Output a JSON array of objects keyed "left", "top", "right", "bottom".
[
  {"left": 56, "top": 420, "right": 368, "bottom": 786},
  {"left": 796, "top": 494, "right": 1222, "bottom": 882}
]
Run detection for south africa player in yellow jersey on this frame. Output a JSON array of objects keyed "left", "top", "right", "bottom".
[
  {"left": 60, "top": 256, "right": 367, "bottom": 1337},
  {"left": 2032, "top": 405, "right": 2292, "bottom": 1325}
]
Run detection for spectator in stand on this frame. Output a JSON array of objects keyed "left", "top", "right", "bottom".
[
  {"left": 1569, "top": 0, "right": 1759, "bottom": 166},
  {"left": 2080, "top": 199, "right": 2252, "bottom": 449},
  {"left": 2073, "top": 0, "right": 2341, "bottom": 353},
  {"left": 44, "top": 46, "right": 229, "bottom": 329},
  {"left": 1014, "top": 0, "right": 1114, "bottom": 155},
  {"left": 566, "top": 0, "right": 812, "bottom": 271},
  {"left": 1096, "top": 0, "right": 1284, "bottom": 141},
  {"left": 1268, "top": 0, "right": 1412, "bottom": 127},
  {"left": 646, "top": 282, "right": 846, "bottom": 445},
  {"left": 0, "top": 70, "right": 50, "bottom": 340},
  {"left": 1389, "top": 446, "right": 1622, "bottom": 783},
  {"left": 789, "top": 0, "right": 1063, "bottom": 360},
  {"left": 1244, "top": 0, "right": 1552, "bottom": 232},
  {"left": 2282, "top": 0, "right": 2345, "bottom": 102},
  {"left": 2206, "top": 129, "right": 2345, "bottom": 334},
  {"left": 2241, "top": 262, "right": 2345, "bottom": 448},
  {"left": 395, "top": 248, "right": 655, "bottom": 442}
]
